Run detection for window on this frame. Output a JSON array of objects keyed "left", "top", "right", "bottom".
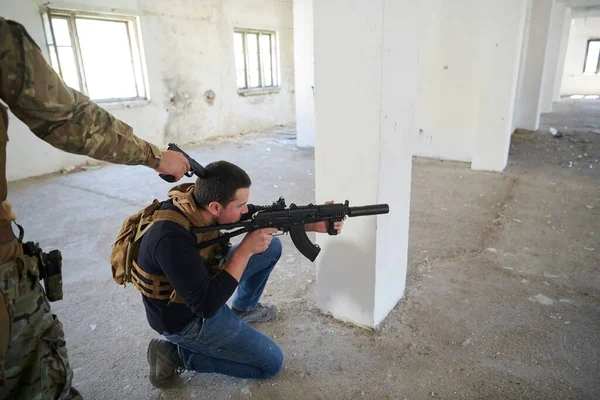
[
  {"left": 583, "top": 39, "right": 600, "bottom": 75},
  {"left": 41, "top": 9, "right": 148, "bottom": 102},
  {"left": 234, "top": 30, "right": 279, "bottom": 91}
]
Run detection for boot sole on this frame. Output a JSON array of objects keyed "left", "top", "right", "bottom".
[
  {"left": 147, "top": 339, "right": 161, "bottom": 388},
  {"left": 147, "top": 339, "right": 178, "bottom": 389}
]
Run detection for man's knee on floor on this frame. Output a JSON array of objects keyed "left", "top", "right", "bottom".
[{"left": 262, "top": 343, "right": 284, "bottom": 378}]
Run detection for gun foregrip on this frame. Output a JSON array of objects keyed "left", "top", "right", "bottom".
[
  {"left": 327, "top": 218, "right": 340, "bottom": 235},
  {"left": 289, "top": 225, "right": 321, "bottom": 262}
]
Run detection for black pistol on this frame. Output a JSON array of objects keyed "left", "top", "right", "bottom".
[{"left": 159, "top": 143, "right": 208, "bottom": 182}]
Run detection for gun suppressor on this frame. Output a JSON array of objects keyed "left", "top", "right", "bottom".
[{"left": 347, "top": 204, "right": 390, "bottom": 217}]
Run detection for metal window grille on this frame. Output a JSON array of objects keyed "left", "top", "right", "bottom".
[
  {"left": 41, "top": 8, "right": 149, "bottom": 102},
  {"left": 234, "top": 29, "right": 279, "bottom": 90}
]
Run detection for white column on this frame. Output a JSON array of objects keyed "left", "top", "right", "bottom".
[
  {"left": 313, "top": 0, "right": 416, "bottom": 328},
  {"left": 293, "top": 0, "right": 316, "bottom": 148},
  {"left": 514, "top": 0, "right": 553, "bottom": 131},
  {"left": 471, "top": 0, "right": 528, "bottom": 172},
  {"left": 513, "top": 0, "right": 534, "bottom": 133},
  {"left": 540, "top": 1, "right": 568, "bottom": 114},
  {"left": 515, "top": 0, "right": 552, "bottom": 131},
  {"left": 553, "top": 6, "right": 572, "bottom": 102}
]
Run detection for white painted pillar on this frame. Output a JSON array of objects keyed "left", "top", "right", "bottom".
[
  {"left": 514, "top": 0, "right": 553, "bottom": 131},
  {"left": 313, "top": 0, "right": 416, "bottom": 328},
  {"left": 513, "top": 0, "right": 534, "bottom": 133},
  {"left": 540, "top": 1, "right": 568, "bottom": 114},
  {"left": 293, "top": 0, "right": 315, "bottom": 148},
  {"left": 471, "top": 0, "right": 528, "bottom": 172},
  {"left": 553, "top": 7, "right": 572, "bottom": 102}
]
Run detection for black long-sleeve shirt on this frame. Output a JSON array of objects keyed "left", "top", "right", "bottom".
[{"left": 137, "top": 200, "right": 246, "bottom": 335}]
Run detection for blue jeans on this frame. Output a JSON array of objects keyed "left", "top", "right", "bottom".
[{"left": 163, "top": 237, "right": 283, "bottom": 379}]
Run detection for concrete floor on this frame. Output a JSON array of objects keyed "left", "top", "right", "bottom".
[
  {"left": 539, "top": 98, "right": 600, "bottom": 135},
  {"left": 7, "top": 100, "right": 599, "bottom": 400}
]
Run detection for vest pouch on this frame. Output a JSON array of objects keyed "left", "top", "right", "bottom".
[
  {"left": 22, "top": 242, "right": 63, "bottom": 302},
  {"left": 206, "top": 241, "right": 232, "bottom": 276},
  {"left": 42, "top": 250, "right": 63, "bottom": 302}
]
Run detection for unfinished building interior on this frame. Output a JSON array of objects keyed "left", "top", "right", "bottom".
[{"left": 1, "top": 0, "right": 599, "bottom": 398}]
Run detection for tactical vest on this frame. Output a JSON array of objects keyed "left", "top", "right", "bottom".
[{"left": 110, "top": 200, "right": 230, "bottom": 304}]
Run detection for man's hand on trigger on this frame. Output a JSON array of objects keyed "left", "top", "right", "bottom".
[
  {"left": 154, "top": 150, "right": 190, "bottom": 181},
  {"left": 240, "top": 228, "right": 278, "bottom": 255}
]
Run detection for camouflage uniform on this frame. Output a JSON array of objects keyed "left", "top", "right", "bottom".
[{"left": 0, "top": 17, "right": 163, "bottom": 399}]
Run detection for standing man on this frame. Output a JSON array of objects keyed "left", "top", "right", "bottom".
[{"left": 0, "top": 17, "right": 189, "bottom": 399}]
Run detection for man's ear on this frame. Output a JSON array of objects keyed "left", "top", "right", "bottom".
[{"left": 207, "top": 201, "right": 221, "bottom": 216}]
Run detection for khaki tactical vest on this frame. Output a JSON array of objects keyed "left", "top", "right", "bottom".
[{"left": 110, "top": 200, "right": 229, "bottom": 304}]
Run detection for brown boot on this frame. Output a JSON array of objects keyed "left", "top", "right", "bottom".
[{"left": 147, "top": 338, "right": 185, "bottom": 388}]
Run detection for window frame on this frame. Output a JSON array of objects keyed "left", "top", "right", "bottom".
[
  {"left": 40, "top": 8, "right": 150, "bottom": 103},
  {"left": 583, "top": 39, "right": 600, "bottom": 75},
  {"left": 234, "top": 29, "right": 280, "bottom": 94}
]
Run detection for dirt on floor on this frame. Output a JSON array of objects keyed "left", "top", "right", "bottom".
[{"left": 6, "top": 101, "right": 599, "bottom": 400}]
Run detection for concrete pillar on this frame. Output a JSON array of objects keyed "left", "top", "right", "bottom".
[
  {"left": 413, "top": 0, "right": 480, "bottom": 163},
  {"left": 471, "top": 0, "right": 528, "bottom": 172},
  {"left": 313, "top": 0, "right": 416, "bottom": 328},
  {"left": 514, "top": 0, "right": 553, "bottom": 131},
  {"left": 540, "top": 1, "right": 568, "bottom": 114},
  {"left": 513, "top": 0, "right": 534, "bottom": 133},
  {"left": 553, "top": 7, "right": 572, "bottom": 102},
  {"left": 293, "top": 0, "right": 316, "bottom": 148}
]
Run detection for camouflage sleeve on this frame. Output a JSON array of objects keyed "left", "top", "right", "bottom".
[{"left": 0, "top": 18, "right": 162, "bottom": 168}]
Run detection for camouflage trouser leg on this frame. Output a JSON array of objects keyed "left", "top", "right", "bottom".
[{"left": 0, "top": 239, "right": 82, "bottom": 400}]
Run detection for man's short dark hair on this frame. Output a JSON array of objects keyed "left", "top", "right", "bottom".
[{"left": 193, "top": 161, "right": 251, "bottom": 208}]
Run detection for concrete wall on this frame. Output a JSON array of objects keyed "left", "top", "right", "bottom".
[
  {"left": 1, "top": 0, "right": 295, "bottom": 181},
  {"left": 415, "top": 0, "right": 527, "bottom": 171},
  {"left": 560, "top": 8, "right": 600, "bottom": 95}
]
